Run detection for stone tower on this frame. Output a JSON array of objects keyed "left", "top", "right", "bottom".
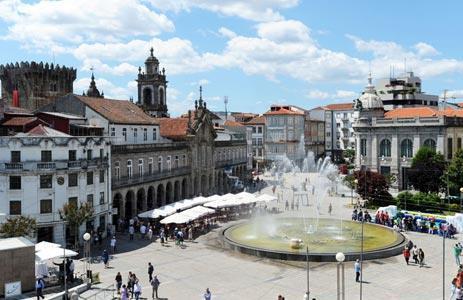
[
  {"left": 0, "top": 61, "right": 76, "bottom": 110},
  {"left": 136, "top": 47, "right": 168, "bottom": 117}
]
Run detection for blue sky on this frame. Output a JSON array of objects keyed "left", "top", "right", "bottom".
[{"left": 1, "top": 0, "right": 463, "bottom": 116}]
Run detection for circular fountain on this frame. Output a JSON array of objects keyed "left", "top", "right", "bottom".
[
  {"left": 222, "top": 217, "right": 405, "bottom": 262},
  {"left": 220, "top": 140, "right": 406, "bottom": 261}
]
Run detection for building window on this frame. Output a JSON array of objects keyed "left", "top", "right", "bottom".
[
  {"left": 127, "top": 160, "right": 133, "bottom": 178},
  {"left": 134, "top": 128, "right": 138, "bottom": 141},
  {"left": 99, "top": 170, "right": 105, "bottom": 183},
  {"left": 68, "top": 150, "right": 77, "bottom": 161},
  {"left": 143, "top": 128, "right": 148, "bottom": 141},
  {"left": 41, "top": 150, "right": 52, "bottom": 162},
  {"left": 148, "top": 158, "right": 153, "bottom": 175},
  {"left": 423, "top": 139, "right": 436, "bottom": 151},
  {"left": 183, "top": 155, "right": 187, "bottom": 166},
  {"left": 100, "top": 149, "right": 104, "bottom": 159},
  {"left": 87, "top": 171, "right": 94, "bottom": 185},
  {"left": 258, "top": 126, "right": 263, "bottom": 134},
  {"left": 379, "top": 139, "right": 391, "bottom": 157},
  {"left": 68, "top": 173, "right": 78, "bottom": 187},
  {"left": 158, "top": 156, "right": 163, "bottom": 172},
  {"left": 111, "top": 127, "right": 115, "bottom": 137},
  {"left": 40, "top": 199, "right": 52, "bottom": 214},
  {"left": 401, "top": 139, "right": 413, "bottom": 158},
  {"left": 153, "top": 128, "right": 157, "bottom": 140},
  {"left": 11, "top": 151, "right": 21, "bottom": 163},
  {"left": 166, "top": 156, "right": 171, "bottom": 171},
  {"left": 87, "top": 149, "right": 92, "bottom": 160},
  {"left": 9, "top": 176, "right": 21, "bottom": 190},
  {"left": 40, "top": 175, "right": 53, "bottom": 189},
  {"left": 448, "top": 138, "right": 453, "bottom": 159},
  {"left": 360, "top": 139, "right": 367, "bottom": 156},
  {"left": 138, "top": 159, "right": 143, "bottom": 176},
  {"left": 68, "top": 197, "right": 78, "bottom": 207},
  {"left": 252, "top": 127, "right": 256, "bottom": 133},
  {"left": 99, "top": 192, "right": 105, "bottom": 205},
  {"left": 87, "top": 194, "right": 94, "bottom": 207},
  {"left": 114, "top": 161, "right": 120, "bottom": 179},
  {"left": 99, "top": 215, "right": 106, "bottom": 231},
  {"left": 174, "top": 155, "right": 179, "bottom": 168},
  {"left": 122, "top": 128, "right": 127, "bottom": 141},
  {"left": 9, "top": 201, "right": 21, "bottom": 215}
]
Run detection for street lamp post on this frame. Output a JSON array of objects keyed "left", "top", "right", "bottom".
[
  {"left": 83, "top": 232, "right": 91, "bottom": 282},
  {"left": 459, "top": 187, "right": 463, "bottom": 213},
  {"left": 336, "top": 252, "right": 345, "bottom": 300},
  {"left": 305, "top": 245, "right": 310, "bottom": 299},
  {"left": 353, "top": 179, "right": 358, "bottom": 206}
]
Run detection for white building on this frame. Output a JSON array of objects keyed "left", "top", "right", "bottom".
[
  {"left": 0, "top": 125, "right": 111, "bottom": 245},
  {"left": 244, "top": 115, "right": 266, "bottom": 169}
]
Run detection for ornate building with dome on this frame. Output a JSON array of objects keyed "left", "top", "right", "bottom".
[{"left": 353, "top": 74, "right": 463, "bottom": 190}]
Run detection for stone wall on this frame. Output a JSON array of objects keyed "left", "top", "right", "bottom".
[{"left": 0, "top": 240, "right": 35, "bottom": 296}]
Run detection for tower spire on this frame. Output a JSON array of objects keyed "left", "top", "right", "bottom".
[
  {"left": 198, "top": 86, "right": 203, "bottom": 108},
  {"left": 150, "top": 47, "right": 154, "bottom": 57}
]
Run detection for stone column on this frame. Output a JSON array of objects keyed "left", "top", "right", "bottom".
[
  {"left": 437, "top": 134, "right": 445, "bottom": 156},
  {"left": 355, "top": 134, "right": 361, "bottom": 168},
  {"left": 371, "top": 135, "right": 378, "bottom": 171}
]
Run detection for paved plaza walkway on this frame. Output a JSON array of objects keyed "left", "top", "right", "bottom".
[{"left": 71, "top": 184, "right": 460, "bottom": 299}]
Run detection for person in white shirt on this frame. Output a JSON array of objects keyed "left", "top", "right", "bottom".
[
  {"left": 110, "top": 236, "right": 117, "bottom": 253},
  {"left": 140, "top": 224, "right": 147, "bottom": 239},
  {"left": 129, "top": 226, "right": 135, "bottom": 241}
]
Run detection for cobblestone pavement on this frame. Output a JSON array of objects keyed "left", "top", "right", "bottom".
[{"left": 69, "top": 184, "right": 461, "bottom": 300}]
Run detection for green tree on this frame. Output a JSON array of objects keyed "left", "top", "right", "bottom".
[
  {"left": 408, "top": 147, "right": 446, "bottom": 193},
  {"left": 445, "top": 149, "right": 463, "bottom": 195},
  {"left": 0, "top": 216, "right": 36, "bottom": 238},
  {"left": 395, "top": 191, "right": 413, "bottom": 209},
  {"left": 343, "top": 149, "right": 355, "bottom": 164},
  {"left": 354, "top": 169, "right": 393, "bottom": 206},
  {"left": 59, "top": 201, "right": 94, "bottom": 248}
]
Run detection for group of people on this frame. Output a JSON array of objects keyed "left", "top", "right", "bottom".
[
  {"left": 451, "top": 264, "right": 463, "bottom": 299},
  {"left": 402, "top": 240, "right": 425, "bottom": 267},
  {"left": 115, "top": 266, "right": 160, "bottom": 300},
  {"left": 351, "top": 208, "right": 372, "bottom": 223}
]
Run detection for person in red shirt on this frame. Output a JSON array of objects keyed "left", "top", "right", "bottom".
[{"left": 403, "top": 246, "right": 411, "bottom": 265}]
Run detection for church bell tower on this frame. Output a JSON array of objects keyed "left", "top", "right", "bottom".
[{"left": 136, "top": 47, "right": 168, "bottom": 117}]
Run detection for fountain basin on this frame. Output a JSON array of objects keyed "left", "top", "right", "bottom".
[{"left": 221, "top": 217, "right": 406, "bottom": 262}]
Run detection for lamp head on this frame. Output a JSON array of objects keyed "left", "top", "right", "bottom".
[
  {"left": 83, "top": 232, "right": 91, "bottom": 241},
  {"left": 460, "top": 187, "right": 463, "bottom": 193},
  {"left": 336, "top": 252, "right": 345, "bottom": 262}
]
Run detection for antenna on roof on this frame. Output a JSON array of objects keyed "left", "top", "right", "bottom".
[{"left": 224, "top": 96, "right": 229, "bottom": 121}]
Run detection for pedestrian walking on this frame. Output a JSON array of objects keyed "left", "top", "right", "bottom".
[
  {"left": 285, "top": 200, "right": 289, "bottom": 211},
  {"left": 140, "top": 223, "right": 147, "bottom": 239},
  {"left": 418, "top": 248, "right": 425, "bottom": 267},
  {"left": 148, "top": 227, "right": 153, "bottom": 240},
  {"left": 121, "top": 284, "right": 129, "bottom": 300},
  {"left": 110, "top": 236, "right": 116, "bottom": 253},
  {"left": 127, "top": 272, "right": 134, "bottom": 298},
  {"left": 354, "top": 259, "right": 361, "bottom": 282},
  {"left": 403, "top": 246, "right": 410, "bottom": 265},
  {"left": 454, "top": 243, "right": 462, "bottom": 266},
  {"left": 204, "top": 288, "right": 212, "bottom": 300},
  {"left": 36, "top": 277, "right": 45, "bottom": 299},
  {"left": 328, "top": 203, "right": 332, "bottom": 216},
  {"left": 102, "top": 249, "right": 109, "bottom": 268},
  {"left": 115, "top": 272, "right": 122, "bottom": 294},
  {"left": 129, "top": 225, "right": 135, "bottom": 240},
  {"left": 148, "top": 262, "right": 154, "bottom": 281},
  {"left": 150, "top": 275, "right": 160, "bottom": 299},
  {"left": 412, "top": 245, "right": 419, "bottom": 264},
  {"left": 134, "top": 281, "right": 142, "bottom": 300}
]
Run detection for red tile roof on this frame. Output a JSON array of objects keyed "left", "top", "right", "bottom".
[
  {"left": 24, "top": 125, "right": 71, "bottom": 137},
  {"left": 158, "top": 118, "right": 189, "bottom": 140},
  {"left": 2, "top": 117, "right": 40, "bottom": 126},
  {"left": 245, "top": 115, "right": 266, "bottom": 124},
  {"left": 264, "top": 107, "right": 304, "bottom": 116},
  {"left": 384, "top": 107, "right": 463, "bottom": 119},
  {"left": 324, "top": 103, "right": 353, "bottom": 111},
  {"left": 224, "top": 120, "right": 244, "bottom": 127},
  {"left": 76, "top": 96, "right": 158, "bottom": 125}
]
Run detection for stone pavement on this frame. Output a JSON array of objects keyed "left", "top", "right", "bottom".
[{"left": 74, "top": 185, "right": 460, "bottom": 300}]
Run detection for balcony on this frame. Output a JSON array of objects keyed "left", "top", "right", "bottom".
[
  {"left": 37, "top": 162, "right": 56, "bottom": 169},
  {"left": 112, "top": 166, "right": 191, "bottom": 189},
  {"left": 68, "top": 161, "right": 81, "bottom": 168},
  {"left": 5, "top": 163, "right": 23, "bottom": 170},
  {"left": 0, "top": 158, "right": 108, "bottom": 172}
]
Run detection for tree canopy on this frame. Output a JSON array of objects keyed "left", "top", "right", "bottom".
[
  {"left": 408, "top": 147, "right": 446, "bottom": 193},
  {"left": 59, "top": 201, "right": 94, "bottom": 248},
  {"left": 445, "top": 149, "right": 463, "bottom": 195},
  {"left": 354, "top": 169, "right": 393, "bottom": 206},
  {"left": 0, "top": 216, "right": 36, "bottom": 238}
]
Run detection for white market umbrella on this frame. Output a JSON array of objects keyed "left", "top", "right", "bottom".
[
  {"left": 35, "top": 248, "right": 78, "bottom": 262},
  {"left": 35, "top": 241, "right": 61, "bottom": 252},
  {"left": 256, "top": 194, "right": 277, "bottom": 203}
]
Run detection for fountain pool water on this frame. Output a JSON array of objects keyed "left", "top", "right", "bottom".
[{"left": 222, "top": 217, "right": 405, "bottom": 261}]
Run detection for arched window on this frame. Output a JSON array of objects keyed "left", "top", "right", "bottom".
[
  {"left": 166, "top": 156, "right": 171, "bottom": 171},
  {"left": 159, "top": 87, "right": 164, "bottom": 105},
  {"left": 143, "top": 88, "right": 152, "bottom": 105},
  {"left": 401, "top": 139, "right": 413, "bottom": 158},
  {"left": 423, "top": 139, "right": 436, "bottom": 151},
  {"left": 127, "top": 160, "right": 132, "bottom": 179},
  {"left": 379, "top": 139, "right": 391, "bottom": 157},
  {"left": 158, "top": 156, "right": 163, "bottom": 172}
]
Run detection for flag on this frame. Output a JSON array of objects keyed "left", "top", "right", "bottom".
[{"left": 12, "top": 89, "right": 19, "bottom": 107}]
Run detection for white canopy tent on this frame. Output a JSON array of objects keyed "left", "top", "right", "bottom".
[
  {"left": 160, "top": 206, "right": 215, "bottom": 224},
  {"left": 204, "top": 192, "right": 262, "bottom": 208},
  {"left": 35, "top": 241, "right": 61, "bottom": 252},
  {"left": 138, "top": 196, "right": 220, "bottom": 219},
  {"left": 35, "top": 247, "right": 78, "bottom": 262}
]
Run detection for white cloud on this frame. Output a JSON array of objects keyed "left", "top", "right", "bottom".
[
  {"left": 414, "top": 42, "right": 439, "bottom": 57},
  {"left": 190, "top": 79, "right": 210, "bottom": 86},
  {"left": 442, "top": 90, "right": 463, "bottom": 99},
  {"left": 218, "top": 27, "right": 237, "bottom": 39},
  {"left": 0, "top": 0, "right": 174, "bottom": 50},
  {"left": 74, "top": 77, "right": 136, "bottom": 100},
  {"left": 256, "top": 20, "right": 312, "bottom": 43},
  {"left": 147, "top": 0, "right": 300, "bottom": 22},
  {"left": 307, "top": 89, "right": 357, "bottom": 100}
]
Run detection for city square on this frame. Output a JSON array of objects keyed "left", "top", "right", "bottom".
[{"left": 2, "top": 1, "right": 463, "bottom": 300}]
